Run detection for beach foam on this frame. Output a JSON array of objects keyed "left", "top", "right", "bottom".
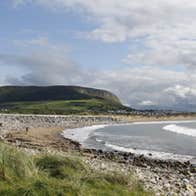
[
  {"left": 61, "top": 124, "right": 108, "bottom": 144},
  {"left": 163, "top": 124, "right": 196, "bottom": 137},
  {"left": 62, "top": 122, "right": 196, "bottom": 162},
  {"left": 105, "top": 142, "right": 193, "bottom": 161},
  {"left": 95, "top": 138, "right": 104, "bottom": 143},
  {"left": 132, "top": 120, "right": 196, "bottom": 125}
]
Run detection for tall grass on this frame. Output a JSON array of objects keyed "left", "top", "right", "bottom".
[{"left": 0, "top": 143, "right": 152, "bottom": 196}]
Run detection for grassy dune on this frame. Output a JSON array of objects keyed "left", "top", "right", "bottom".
[{"left": 0, "top": 143, "right": 152, "bottom": 196}]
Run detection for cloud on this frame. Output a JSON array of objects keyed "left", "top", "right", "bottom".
[
  {"left": 1, "top": 47, "right": 195, "bottom": 111},
  {"left": 12, "top": 0, "right": 196, "bottom": 41},
  {"left": 95, "top": 67, "right": 189, "bottom": 109},
  {"left": 165, "top": 85, "right": 196, "bottom": 99},
  {"left": 139, "top": 100, "right": 155, "bottom": 106},
  {"left": 1, "top": 36, "right": 196, "bottom": 111},
  {"left": 7, "top": 1, "right": 196, "bottom": 111},
  {"left": 0, "top": 37, "right": 83, "bottom": 85},
  {"left": 12, "top": 0, "right": 196, "bottom": 69},
  {"left": 124, "top": 38, "right": 196, "bottom": 70}
]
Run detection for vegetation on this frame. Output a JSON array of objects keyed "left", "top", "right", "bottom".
[
  {"left": 0, "top": 86, "right": 133, "bottom": 114},
  {"left": 0, "top": 99, "right": 131, "bottom": 115},
  {"left": 0, "top": 86, "right": 121, "bottom": 104},
  {"left": 0, "top": 143, "right": 152, "bottom": 196}
]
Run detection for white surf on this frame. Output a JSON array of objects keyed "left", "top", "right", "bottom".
[
  {"left": 104, "top": 142, "right": 193, "bottom": 161},
  {"left": 163, "top": 124, "right": 196, "bottom": 137},
  {"left": 61, "top": 124, "right": 108, "bottom": 144}
]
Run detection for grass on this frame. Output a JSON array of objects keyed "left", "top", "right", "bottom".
[
  {"left": 0, "top": 143, "right": 152, "bottom": 196},
  {"left": 0, "top": 99, "right": 130, "bottom": 115}
]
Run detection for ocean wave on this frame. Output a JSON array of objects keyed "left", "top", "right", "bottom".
[
  {"left": 163, "top": 124, "right": 196, "bottom": 137},
  {"left": 95, "top": 138, "right": 103, "bottom": 142},
  {"left": 61, "top": 123, "right": 130, "bottom": 145},
  {"left": 105, "top": 142, "right": 193, "bottom": 161},
  {"left": 95, "top": 138, "right": 106, "bottom": 144},
  {"left": 61, "top": 124, "right": 108, "bottom": 144},
  {"left": 132, "top": 120, "right": 196, "bottom": 125}
]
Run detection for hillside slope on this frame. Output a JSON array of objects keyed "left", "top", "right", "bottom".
[
  {"left": 0, "top": 86, "right": 131, "bottom": 114},
  {"left": 0, "top": 86, "right": 121, "bottom": 104}
]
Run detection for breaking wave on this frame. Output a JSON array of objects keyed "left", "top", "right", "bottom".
[
  {"left": 163, "top": 124, "right": 196, "bottom": 137},
  {"left": 132, "top": 120, "right": 196, "bottom": 125},
  {"left": 104, "top": 142, "right": 193, "bottom": 161},
  {"left": 61, "top": 124, "right": 108, "bottom": 144}
]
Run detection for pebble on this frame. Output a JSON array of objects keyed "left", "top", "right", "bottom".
[
  {"left": 1, "top": 114, "right": 195, "bottom": 196},
  {"left": 183, "top": 178, "right": 189, "bottom": 184},
  {"left": 84, "top": 157, "right": 196, "bottom": 196}
]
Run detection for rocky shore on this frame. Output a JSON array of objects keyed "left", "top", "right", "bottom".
[
  {"left": 0, "top": 113, "right": 195, "bottom": 195},
  {"left": 83, "top": 152, "right": 196, "bottom": 196},
  {"left": 80, "top": 144, "right": 196, "bottom": 195}
]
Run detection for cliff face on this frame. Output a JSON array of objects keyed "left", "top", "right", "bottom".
[{"left": 0, "top": 86, "right": 121, "bottom": 104}]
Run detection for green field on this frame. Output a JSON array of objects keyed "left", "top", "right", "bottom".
[
  {"left": 0, "top": 143, "right": 152, "bottom": 196},
  {"left": 0, "top": 99, "right": 130, "bottom": 115},
  {"left": 0, "top": 86, "right": 132, "bottom": 115}
]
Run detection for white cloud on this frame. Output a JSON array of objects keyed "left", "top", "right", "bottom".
[
  {"left": 12, "top": 0, "right": 196, "bottom": 69},
  {"left": 85, "top": 19, "right": 130, "bottom": 43},
  {"left": 8, "top": 1, "right": 196, "bottom": 111},
  {"left": 165, "top": 85, "right": 196, "bottom": 99},
  {"left": 0, "top": 38, "right": 81, "bottom": 85},
  {"left": 0, "top": 45, "right": 195, "bottom": 111},
  {"left": 139, "top": 100, "right": 155, "bottom": 106},
  {"left": 2, "top": 36, "right": 196, "bottom": 111}
]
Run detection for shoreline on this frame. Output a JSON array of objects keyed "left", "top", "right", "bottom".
[
  {"left": 1, "top": 114, "right": 195, "bottom": 165},
  {"left": 61, "top": 120, "right": 196, "bottom": 164},
  {"left": 1, "top": 114, "right": 196, "bottom": 195},
  {"left": 60, "top": 120, "right": 196, "bottom": 195}
]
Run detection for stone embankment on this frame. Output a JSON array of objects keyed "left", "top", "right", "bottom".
[{"left": 0, "top": 114, "right": 121, "bottom": 134}]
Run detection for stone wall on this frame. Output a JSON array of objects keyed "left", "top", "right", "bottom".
[{"left": 0, "top": 114, "right": 121, "bottom": 134}]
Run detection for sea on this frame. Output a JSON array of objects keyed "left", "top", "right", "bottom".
[{"left": 62, "top": 120, "right": 196, "bottom": 161}]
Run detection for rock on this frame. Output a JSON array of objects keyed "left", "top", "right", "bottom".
[
  {"left": 164, "top": 183, "right": 170, "bottom": 189},
  {"left": 186, "top": 184, "right": 195, "bottom": 196},
  {"left": 0, "top": 114, "right": 120, "bottom": 133},
  {"left": 98, "top": 149, "right": 103, "bottom": 154},
  {"left": 183, "top": 178, "right": 189, "bottom": 184},
  {"left": 101, "top": 163, "right": 106, "bottom": 170},
  {"left": 150, "top": 178, "right": 156, "bottom": 184}
]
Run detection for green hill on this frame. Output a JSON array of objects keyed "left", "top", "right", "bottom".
[{"left": 0, "top": 86, "right": 131, "bottom": 114}]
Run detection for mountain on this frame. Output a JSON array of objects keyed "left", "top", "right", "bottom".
[
  {"left": 0, "top": 85, "right": 131, "bottom": 114},
  {"left": 0, "top": 86, "right": 121, "bottom": 104}
]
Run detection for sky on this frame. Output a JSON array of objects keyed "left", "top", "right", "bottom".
[{"left": 1, "top": 0, "right": 196, "bottom": 111}]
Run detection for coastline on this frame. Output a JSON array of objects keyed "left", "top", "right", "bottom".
[
  {"left": 61, "top": 124, "right": 109, "bottom": 145},
  {"left": 1, "top": 114, "right": 196, "bottom": 164},
  {"left": 61, "top": 120, "right": 196, "bottom": 162},
  {"left": 0, "top": 114, "right": 196, "bottom": 195},
  {"left": 60, "top": 120, "right": 196, "bottom": 195}
]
